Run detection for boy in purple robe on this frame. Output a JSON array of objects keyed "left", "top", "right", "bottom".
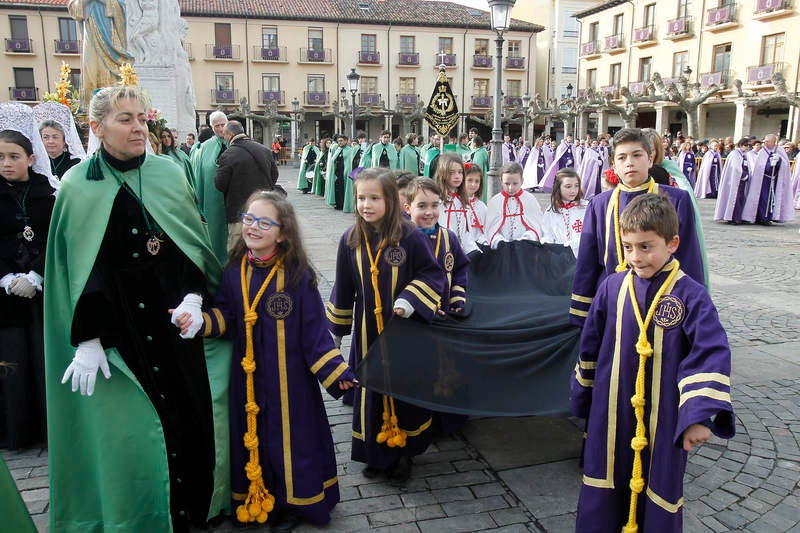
[
  {"left": 570, "top": 128, "right": 705, "bottom": 328},
  {"left": 571, "top": 193, "right": 734, "bottom": 532},
  {"left": 741, "top": 134, "right": 795, "bottom": 225},
  {"left": 714, "top": 138, "right": 752, "bottom": 224}
]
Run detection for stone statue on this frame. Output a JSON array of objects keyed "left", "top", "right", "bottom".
[{"left": 68, "top": 0, "right": 133, "bottom": 106}]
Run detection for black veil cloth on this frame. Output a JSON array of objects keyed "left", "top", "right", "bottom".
[{"left": 356, "top": 241, "right": 580, "bottom": 417}]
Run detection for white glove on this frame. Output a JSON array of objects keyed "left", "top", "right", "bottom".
[
  {"left": 9, "top": 276, "right": 36, "bottom": 299},
  {"left": 171, "top": 293, "right": 203, "bottom": 339},
  {"left": 24, "top": 270, "right": 43, "bottom": 291},
  {"left": 333, "top": 335, "right": 343, "bottom": 349},
  {"left": 61, "top": 338, "right": 111, "bottom": 396},
  {"left": 770, "top": 153, "right": 779, "bottom": 166},
  {"left": 0, "top": 273, "right": 17, "bottom": 294}
]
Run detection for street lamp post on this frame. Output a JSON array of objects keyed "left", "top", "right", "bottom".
[
  {"left": 339, "top": 87, "right": 348, "bottom": 134},
  {"left": 487, "top": 0, "right": 516, "bottom": 196},
  {"left": 291, "top": 97, "right": 300, "bottom": 164},
  {"left": 521, "top": 93, "right": 531, "bottom": 142},
  {"left": 564, "top": 83, "right": 574, "bottom": 138},
  {"left": 347, "top": 68, "right": 360, "bottom": 140}
]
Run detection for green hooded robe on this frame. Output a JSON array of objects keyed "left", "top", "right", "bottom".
[
  {"left": 191, "top": 135, "right": 228, "bottom": 265},
  {"left": 470, "top": 147, "right": 491, "bottom": 202},
  {"left": 311, "top": 147, "right": 329, "bottom": 196},
  {"left": 296, "top": 144, "right": 320, "bottom": 191},
  {"left": 44, "top": 155, "right": 232, "bottom": 532},
  {"left": 325, "top": 144, "right": 354, "bottom": 212},
  {"left": 399, "top": 144, "right": 421, "bottom": 175}
]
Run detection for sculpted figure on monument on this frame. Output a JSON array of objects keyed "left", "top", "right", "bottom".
[{"left": 68, "top": 0, "right": 133, "bottom": 105}]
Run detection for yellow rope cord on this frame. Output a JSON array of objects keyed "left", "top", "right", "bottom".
[
  {"left": 235, "top": 254, "right": 281, "bottom": 524},
  {"left": 611, "top": 180, "right": 657, "bottom": 273},
  {"left": 363, "top": 231, "right": 407, "bottom": 448},
  {"left": 621, "top": 260, "right": 680, "bottom": 533}
]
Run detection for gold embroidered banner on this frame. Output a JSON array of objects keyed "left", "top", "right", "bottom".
[{"left": 425, "top": 69, "right": 459, "bottom": 136}]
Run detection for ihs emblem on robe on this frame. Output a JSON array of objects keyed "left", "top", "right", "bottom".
[
  {"left": 384, "top": 246, "right": 407, "bottom": 266},
  {"left": 443, "top": 252, "right": 455, "bottom": 273},
  {"left": 266, "top": 292, "right": 293, "bottom": 319},
  {"left": 653, "top": 295, "right": 685, "bottom": 329}
]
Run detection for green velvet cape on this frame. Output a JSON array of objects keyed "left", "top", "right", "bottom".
[
  {"left": 325, "top": 144, "right": 354, "bottom": 212},
  {"left": 191, "top": 136, "right": 228, "bottom": 264},
  {"left": 44, "top": 155, "right": 232, "bottom": 532}
]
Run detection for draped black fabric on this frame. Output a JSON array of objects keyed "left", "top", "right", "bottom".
[{"left": 357, "top": 241, "right": 580, "bottom": 417}]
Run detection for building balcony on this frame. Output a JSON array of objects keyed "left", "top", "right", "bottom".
[
  {"left": 705, "top": 4, "right": 738, "bottom": 31},
  {"left": 54, "top": 39, "right": 80, "bottom": 54},
  {"left": 603, "top": 34, "right": 625, "bottom": 53},
  {"left": 301, "top": 48, "right": 332, "bottom": 63},
  {"left": 753, "top": 0, "right": 792, "bottom": 20},
  {"left": 398, "top": 52, "right": 419, "bottom": 66},
  {"left": 700, "top": 70, "right": 729, "bottom": 88},
  {"left": 358, "top": 51, "right": 381, "bottom": 65},
  {"left": 253, "top": 46, "right": 287, "bottom": 62},
  {"left": 9, "top": 87, "right": 38, "bottom": 101},
  {"left": 473, "top": 55, "right": 492, "bottom": 68},
  {"left": 745, "top": 63, "right": 783, "bottom": 88},
  {"left": 259, "top": 90, "right": 284, "bottom": 105},
  {"left": 471, "top": 95, "right": 492, "bottom": 108},
  {"left": 580, "top": 40, "right": 600, "bottom": 59},
  {"left": 305, "top": 91, "right": 329, "bottom": 106},
  {"left": 435, "top": 53, "right": 457, "bottom": 67},
  {"left": 661, "top": 77, "right": 681, "bottom": 86},
  {"left": 5, "top": 38, "right": 32, "bottom": 53},
  {"left": 599, "top": 85, "right": 620, "bottom": 98},
  {"left": 205, "top": 44, "right": 241, "bottom": 60},
  {"left": 665, "top": 17, "right": 692, "bottom": 40},
  {"left": 183, "top": 42, "right": 194, "bottom": 60},
  {"left": 506, "top": 56, "right": 525, "bottom": 69},
  {"left": 628, "top": 81, "right": 648, "bottom": 95},
  {"left": 397, "top": 93, "right": 419, "bottom": 107},
  {"left": 212, "top": 89, "right": 238, "bottom": 104},
  {"left": 360, "top": 93, "right": 382, "bottom": 106},
  {"left": 504, "top": 96, "right": 522, "bottom": 107},
  {"left": 632, "top": 26, "right": 656, "bottom": 46}
]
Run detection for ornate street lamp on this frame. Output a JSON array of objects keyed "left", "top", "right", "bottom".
[
  {"left": 564, "top": 83, "right": 574, "bottom": 137},
  {"left": 291, "top": 96, "right": 300, "bottom": 163},
  {"left": 347, "top": 68, "right": 360, "bottom": 140},
  {"left": 521, "top": 93, "right": 531, "bottom": 142},
  {"left": 566, "top": 83, "right": 574, "bottom": 99},
  {"left": 487, "top": 0, "right": 517, "bottom": 196}
]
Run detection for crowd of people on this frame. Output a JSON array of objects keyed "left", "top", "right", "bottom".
[{"left": 0, "top": 78, "right": 793, "bottom": 532}]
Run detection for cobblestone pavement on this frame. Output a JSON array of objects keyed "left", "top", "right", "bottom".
[{"left": 4, "top": 169, "right": 800, "bottom": 532}]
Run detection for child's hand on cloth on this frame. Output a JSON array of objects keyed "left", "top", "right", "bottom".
[
  {"left": 338, "top": 379, "right": 356, "bottom": 391},
  {"left": 169, "top": 293, "right": 203, "bottom": 338},
  {"left": 683, "top": 423, "right": 712, "bottom": 451}
]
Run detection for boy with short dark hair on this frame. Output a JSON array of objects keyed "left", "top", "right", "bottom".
[
  {"left": 570, "top": 128, "right": 706, "bottom": 327},
  {"left": 571, "top": 193, "right": 734, "bottom": 532},
  {"left": 484, "top": 162, "right": 544, "bottom": 249}
]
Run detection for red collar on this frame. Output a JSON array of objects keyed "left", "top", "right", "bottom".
[
  {"left": 560, "top": 201, "right": 578, "bottom": 209},
  {"left": 501, "top": 189, "right": 523, "bottom": 199}
]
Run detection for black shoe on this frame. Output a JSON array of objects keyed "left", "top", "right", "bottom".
[
  {"left": 271, "top": 510, "right": 303, "bottom": 533},
  {"left": 389, "top": 456, "right": 412, "bottom": 484},
  {"left": 362, "top": 466, "right": 383, "bottom": 479}
]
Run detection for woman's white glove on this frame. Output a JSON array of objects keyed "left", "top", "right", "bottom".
[
  {"left": 170, "top": 293, "right": 203, "bottom": 339},
  {"left": 9, "top": 276, "right": 37, "bottom": 298},
  {"left": 61, "top": 338, "right": 111, "bottom": 396}
]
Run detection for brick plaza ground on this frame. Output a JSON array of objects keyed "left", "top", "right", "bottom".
[{"left": 5, "top": 166, "right": 800, "bottom": 532}]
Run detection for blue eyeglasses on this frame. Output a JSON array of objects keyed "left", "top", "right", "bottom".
[{"left": 241, "top": 212, "right": 282, "bottom": 231}]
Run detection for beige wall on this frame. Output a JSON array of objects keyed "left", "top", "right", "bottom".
[{"left": 576, "top": 0, "right": 800, "bottom": 139}]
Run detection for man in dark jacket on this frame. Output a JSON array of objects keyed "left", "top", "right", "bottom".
[{"left": 215, "top": 120, "right": 278, "bottom": 251}]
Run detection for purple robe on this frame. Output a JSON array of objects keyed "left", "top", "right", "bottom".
[
  {"left": 792, "top": 153, "right": 800, "bottom": 210},
  {"left": 571, "top": 260, "right": 734, "bottom": 532},
  {"left": 598, "top": 146, "right": 610, "bottom": 172},
  {"left": 502, "top": 142, "right": 517, "bottom": 164},
  {"left": 522, "top": 146, "right": 552, "bottom": 189},
  {"left": 327, "top": 224, "right": 444, "bottom": 470},
  {"left": 694, "top": 151, "right": 722, "bottom": 198},
  {"left": 206, "top": 259, "right": 354, "bottom": 525},
  {"left": 421, "top": 226, "right": 469, "bottom": 311},
  {"left": 570, "top": 180, "right": 705, "bottom": 327},
  {"left": 579, "top": 148, "right": 604, "bottom": 199},
  {"left": 540, "top": 141, "right": 581, "bottom": 192},
  {"left": 714, "top": 148, "right": 751, "bottom": 222},
  {"left": 518, "top": 145, "right": 531, "bottom": 168},
  {"left": 742, "top": 146, "right": 795, "bottom": 223},
  {"left": 678, "top": 151, "right": 697, "bottom": 188}
]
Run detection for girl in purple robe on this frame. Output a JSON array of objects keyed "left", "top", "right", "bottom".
[
  {"left": 571, "top": 194, "right": 734, "bottom": 532},
  {"left": 327, "top": 169, "right": 444, "bottom": 484},
  {"left": 678, "top": 141, "right": 697, "bottom": 188},
  {"left": 177, "top": 191, "right": 355, "bottom": 532}
]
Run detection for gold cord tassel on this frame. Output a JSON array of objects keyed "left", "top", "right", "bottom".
[
  {"left": 364, "top": 233, "right": 407, "bottom": 448},
  {"left": 235, "top": 256, "right": 281, "bottom": 524},
  {"left": 622, "top": 261, "right": 679, "bottom": 532}
]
